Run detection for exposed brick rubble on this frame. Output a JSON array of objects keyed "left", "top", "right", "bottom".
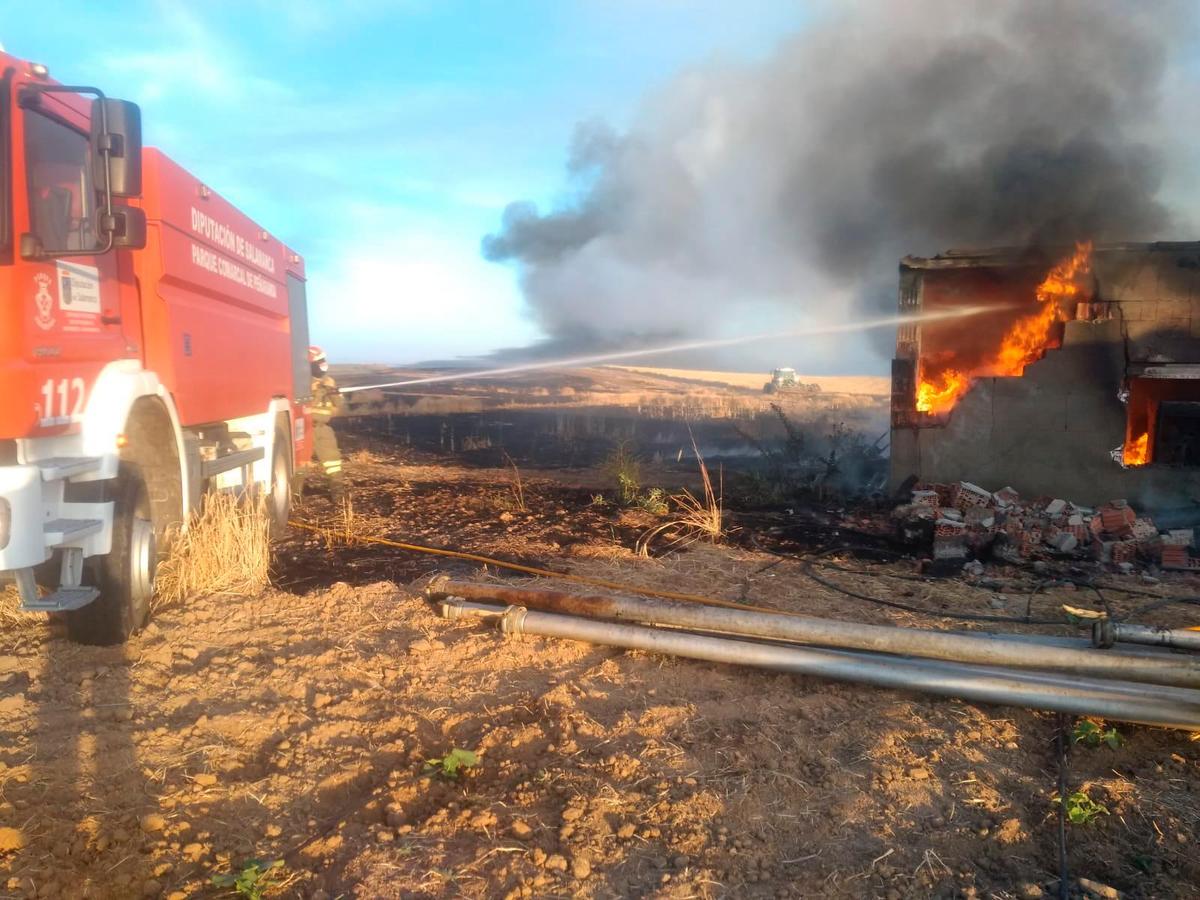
[{"left": 894, "top": 482, "right": 1199, "bottom": 572}]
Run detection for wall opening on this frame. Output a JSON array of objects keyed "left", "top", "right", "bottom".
[{"left": 1126, "top": 377, "right": 1200, "bottom": 467}]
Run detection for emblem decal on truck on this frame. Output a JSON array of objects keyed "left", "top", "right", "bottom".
[
  {"left": 33, "top": 273, "right": 56, "bottom": 331},
  {"left": 56, "top": 261, "right": 102, "bottom": 316}
]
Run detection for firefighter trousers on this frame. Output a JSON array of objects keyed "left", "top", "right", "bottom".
[{"left": 297, "top": 421, "right": 344, "bottom": 500}]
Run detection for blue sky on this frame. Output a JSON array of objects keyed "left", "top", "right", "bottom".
[{"left": 1, "top": 0, "right": 807, "bottom": 364}]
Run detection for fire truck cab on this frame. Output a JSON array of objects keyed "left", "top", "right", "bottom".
[{"left": 0, "top": 54, "right": 313, "bottom": 644}]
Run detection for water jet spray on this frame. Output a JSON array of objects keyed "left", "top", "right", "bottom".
[{"left": 339, "top": 305, "right": 993, "bottom": 394}]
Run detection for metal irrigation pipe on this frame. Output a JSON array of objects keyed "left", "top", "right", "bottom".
[
  {"left": 437, "top": 600, "right": 1188, "bottom": 703},
  {"left": 427, "top": 578, "right": 1200, "bottom": 689},
  {"left": 1094, "top": 620, "right": 1200, "bottom": 653},
  {"left": 436, "top": 600, "right": 1200, "bottom": 730}
]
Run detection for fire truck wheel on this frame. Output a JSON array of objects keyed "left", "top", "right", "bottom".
[
  {"left": 267, "top": 425, "right": 291, "bottom": 538},
  {"left": 65, "top": 465, "right": 155, "bottom": 645}
]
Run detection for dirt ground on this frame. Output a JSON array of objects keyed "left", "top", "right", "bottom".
[{"left": 1, "top": 430, "right": 1198, "bottom": 899}]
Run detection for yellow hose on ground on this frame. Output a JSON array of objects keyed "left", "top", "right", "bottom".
[{"left": 288, "top": 519, "right": 792, "bottom": 614}]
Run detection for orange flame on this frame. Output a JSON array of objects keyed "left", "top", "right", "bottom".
[
  {"left": 1123, "top": 432, "right": 1150, "bottom": 466},
  {"left": 916, "top": 366, "right": 969, "bottom": 414},
  {"left": 915, "top": 242, "right": 1093, "bottom": 414},
  {"left": 990, "top": 296, "right": 1063, "bottom": 377}
]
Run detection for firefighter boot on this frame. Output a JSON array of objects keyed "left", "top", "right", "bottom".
[{"left": 330, "top": 474, "right": 347, "bottom": 507}]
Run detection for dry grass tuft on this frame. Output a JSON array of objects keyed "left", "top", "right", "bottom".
[
  {"left": 638, "top": 439, "right": 726, "bottom": 553},
  {"left": 0, "top": 584, "right": 21, "bottom": 625},
  {"left": 155, "top": 491, "right": 271, "bottom": 609},
  {"left": 320, "top": 494, "right": 391, "bottom": 549},
  {"left": 1, "top": 584, "right": 29, "bottom": 629},
  {"left": 325, "top": 495, "right": 359, "bottom": 549},
  {"left": 0, "top": 584, "right": 49, "bottom": 636},
  {"left": 503, "top": 451, "right": 528, "bottom": 512}
]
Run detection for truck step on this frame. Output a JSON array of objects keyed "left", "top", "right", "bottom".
[
  {"left": 37, "top": 456, "right": 104, "bottom": 481},
  {"left": 19, "top": 586, "right": 101, "bottom": 613},
  {"left": 200, "top": 446, "right": 264, "bottom": 479},
  {"left": 43, "top": 518, "right": 104, "bottom": 545}
]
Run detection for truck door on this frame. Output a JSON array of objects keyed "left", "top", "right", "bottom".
[{"left": 17, "top": 91, "right": 127, "bottom": 432}]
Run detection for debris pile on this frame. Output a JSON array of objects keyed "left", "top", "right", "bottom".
[{"left": 894, "top": 481, "right": 1198, "bottom": 572}]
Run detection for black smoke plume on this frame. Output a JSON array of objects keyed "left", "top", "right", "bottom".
[{"left": 483, "top": 0, "right": 1192, "bottom": 366}]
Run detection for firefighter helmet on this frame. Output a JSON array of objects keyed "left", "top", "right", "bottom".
[{"left": 309, "top": 345, "right": 329, "bottom": 376}]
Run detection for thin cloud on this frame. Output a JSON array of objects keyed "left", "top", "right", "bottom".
[
  {"left": 92, "top": 1, "right": 292, "bottom": 105},
  {"left": 245, "top": 0, "right": 429, "bottom": 37}
]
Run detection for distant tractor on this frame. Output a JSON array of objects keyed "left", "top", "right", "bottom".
[{"left": 763, "top": 368, "right": 821, "bottom": 395}]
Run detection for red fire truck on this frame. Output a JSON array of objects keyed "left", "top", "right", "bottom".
[{"left": 0, "top": 53, "right": 313, "bottom": 644}]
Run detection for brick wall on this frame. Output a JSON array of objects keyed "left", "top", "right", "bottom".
[{"left": 890, "top": 245, "right": 1200, "bottom": 524}]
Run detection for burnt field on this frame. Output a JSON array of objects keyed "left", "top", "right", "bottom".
[{"left": 2, "top": 367, "right": 1199, "bottom": 899}]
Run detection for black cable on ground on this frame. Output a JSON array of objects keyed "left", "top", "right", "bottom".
[
  {"left": 799, "top": 559, "right": 1068, "bottom": 627},
  {"left": 817, "top": 558, "right": 993, "bottom": 585},
  {"left": 1022, "top": 579, "right": 1113, "bottom": 622},
  {"left": 1084, "top": 583, "right": 1115, "bottom": 621},
  {"left": 1088, "top": 580, "right": 1200, "bottom": 599},
  {"left": 1047, "top": 579, "right": 1200, "bottom": 621},
  {"left": 786, "top": 543, "right": 1048, "bottom": 595},
  {"left": 1025, "top": 582, "right": 1041, "bottom": 624},
  {"left": 1055, "top": 713, "right": 1070, "bottom": 900},
  {"left": 750, "top": 542, "right": 1070, "bottom": 626},
  {"left": 1124, "top": 595, "right": 1200, "bottom": 620},
  {"left": 763, "top": 541, "right": 1200, "bottom": 628}
]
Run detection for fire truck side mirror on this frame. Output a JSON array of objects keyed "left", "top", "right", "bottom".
[
  {"left": 90, "top": 98, "right": 142, "bottom": 198},
  {"left": 102, "top": 206, "right": 147, "bottom": 250}
]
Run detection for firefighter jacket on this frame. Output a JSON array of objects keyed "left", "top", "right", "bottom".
[{"left": 311, "top": 375, "right": 342, "bottom": 424}]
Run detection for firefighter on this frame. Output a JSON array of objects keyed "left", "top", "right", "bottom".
[{"left": 298, "top": 346, "right": 345, "bottom": 501}]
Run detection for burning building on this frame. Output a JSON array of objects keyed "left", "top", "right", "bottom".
[{"left": 890, "top": 242, "right": 1200, "bottom": 523}]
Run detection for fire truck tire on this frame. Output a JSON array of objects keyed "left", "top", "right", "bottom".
[
  {"left": 267, "top": 424, "right": 291, "bottom": 538},
  {"left": 65, "top": 465, "right": 155, "bottom": 645}
]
